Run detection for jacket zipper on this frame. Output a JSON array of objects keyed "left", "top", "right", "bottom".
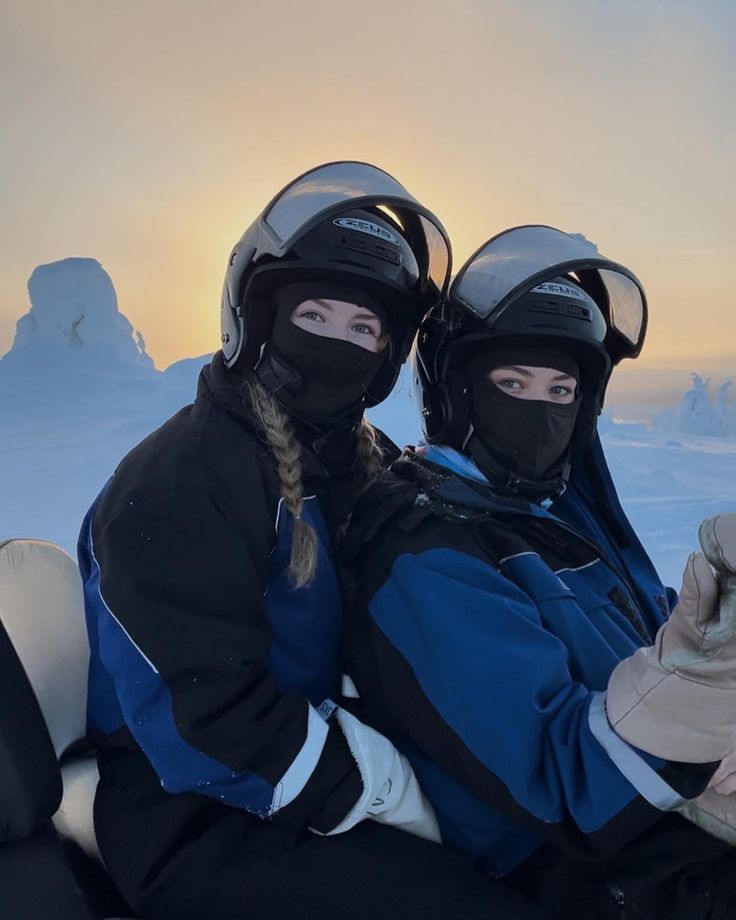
[
  {"left": 607, "top": 884, "right": 648, "bottom": 920},
  {"left": 437, "top": 472, "right": 655, "bottom": 640},
  {"left": 526, "top": 510, "right": 654, "bottom": 643}
]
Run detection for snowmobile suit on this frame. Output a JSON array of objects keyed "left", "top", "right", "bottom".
[
  {"left": 77, "top": 353, "right": 544, "bottom": 920},
  {"left": 341, "top": 442, "right": 736, "bottom": 920}
]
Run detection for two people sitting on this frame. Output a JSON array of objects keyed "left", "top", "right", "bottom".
[{"left": 78, "top": 162, "right": 736, "bottom": 920}]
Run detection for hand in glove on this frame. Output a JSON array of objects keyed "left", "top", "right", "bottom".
[
  {"left": 313, "top": 709, "right": 441, "bottom": 843},
  {"left": 707, "top": 750, "right": 736, "bottom": 795},
  {"left": 682, "top": 749, "right": 736, "bottom": 847},
  {"left": 606, "top": 512, "right": 736, "bottom": 763},
  {"left": 678, "top": 787, "right": 736, "bottom": 847}
]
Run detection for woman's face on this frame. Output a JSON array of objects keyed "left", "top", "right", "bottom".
[
  {"left": 488, "top": 365, "right": 577, "bottom": 404},
  {"left": 290, "top": 298, "right": 387, "bottom": 353}
]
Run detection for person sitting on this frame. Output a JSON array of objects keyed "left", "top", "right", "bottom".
[
  {"left": 77, "top": 166, "right": 544, "bottom": 920},
  {"left": 341, "top": 226, "right": 736, "bottom": 920}
]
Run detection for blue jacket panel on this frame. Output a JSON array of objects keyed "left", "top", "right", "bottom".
[
  {"left": 266, "top": 496, "right": 342, "bottom": 706},
  {"left": 78, "top": 354, "right": 363, "bottom": 834},
  {"left": 344, "top": 440, "right": 708, "bottom": 874},
  {"left": 79, "top": 487, "right": 341, "bottom": 816}
]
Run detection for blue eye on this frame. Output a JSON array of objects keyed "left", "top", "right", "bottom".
[{"left": 352, "top": 323, "right": 377, "bottom": 336}]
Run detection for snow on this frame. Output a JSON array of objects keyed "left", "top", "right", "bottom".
[
  {"left": 1, "top": 258, "right": 734, "bottom": 592},
  {"left": 13, "top": 258, "right": 153, "bottom": 368},
  {"left": 655, "top": 373, "right": 736, "bottom": 437},
  {"left": 598, "top": 425, "right": 735, "bottom": 586}
]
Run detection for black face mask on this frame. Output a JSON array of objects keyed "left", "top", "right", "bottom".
[
  {"left": 469, "top": 373, "right": 581, "bottom": 486},
  {"left": 257, "top": 299, "right": 386, "bottom": 429}
]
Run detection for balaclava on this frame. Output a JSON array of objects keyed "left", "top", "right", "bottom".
[
  {"left": 256, "top": 282, "right": 388, "bottom": 429},
  {"left": 467, "top": 347, "right": 581, "bottom": 497}
]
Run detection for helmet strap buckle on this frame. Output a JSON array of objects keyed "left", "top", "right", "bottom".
[{"left": 255, "top": 346, "right": 302, "bottom": 395}]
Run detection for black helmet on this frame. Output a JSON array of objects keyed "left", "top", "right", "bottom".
[
  {"left": 221, "top": 161, "right": 451, "bottom": 405},
  {"left": 413, "top": 225, "right": 648, "bottom": 453}
]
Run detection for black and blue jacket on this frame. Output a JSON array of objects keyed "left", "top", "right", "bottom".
[
  {"left": 341, "top": 441, "right": 717, "bottom": 876},
  {"left": 78, "top": 353, "right": 366, "bottom": 838}
]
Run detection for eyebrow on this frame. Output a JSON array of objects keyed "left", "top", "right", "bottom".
[
  {"left": 306, "top": 300, "right": 380, "bottom": 323},
  {"left": 495, "top": 365, "right": 575, "bottom": 381}
]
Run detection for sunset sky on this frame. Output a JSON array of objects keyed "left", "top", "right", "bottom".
[{"left": 2, "top": 0, "right": 735, "bottom": 371}]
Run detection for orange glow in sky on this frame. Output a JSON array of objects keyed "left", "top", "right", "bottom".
[{"left": 2, "top": 1, "right": 735, "bottom": 372}]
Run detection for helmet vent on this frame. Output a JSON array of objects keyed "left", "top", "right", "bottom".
[
  {"left": 529, "top": 301, "right": 593, "bottom": 322},
  {"left": 337, "top": 234, "right": 402, "bottom": 266},
  {"left": 375, "top": 245, "right": 401, "bottom": 265}
]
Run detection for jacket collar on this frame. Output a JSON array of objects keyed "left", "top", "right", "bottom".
[
  {"left": 417, "top": 443, "right": 488, "bottom": 484},
  {"left": 414, "top": 444, "right": 557, "bottom": 517},
  {"left": 197, "top": 351, "right": 391, "bottom": 488}
]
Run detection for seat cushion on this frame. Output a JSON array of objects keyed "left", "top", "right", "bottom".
[
  {"left": 55, "top": 758, "right": 102, "bottom": 863},
  {"left": 0, "top": 539, "right": 89, "bottom": 760}
]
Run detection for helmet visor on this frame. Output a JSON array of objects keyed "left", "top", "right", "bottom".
[
  {"left": 451, "top": 225, "right": 646, "bottom": 357},
  {"left": 262, "top": 161, "right": 451, "bottom": 293}
]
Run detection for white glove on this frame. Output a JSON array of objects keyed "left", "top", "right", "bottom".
[{"left": 314, "top": 708, "right": 441, "bottom": 843}]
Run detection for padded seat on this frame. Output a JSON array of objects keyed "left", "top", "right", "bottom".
[
  {"left": 56, "top": 757, "right": 101, "bottom": 862},
  {"left": 0, "top": 540, "right": 89, "bottom": 760},
  {"left": 0, "top": 538, "right": 133, "bottom": 917},
  {"left": 0, "top": 538, "right": 101, "bottom": 859}
]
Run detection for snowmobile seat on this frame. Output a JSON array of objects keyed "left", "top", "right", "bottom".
[
  {"left": 0, "top": 538, "right": 136, "bottom": 918},
  {"left": 0, "top": 539, "right": 99, "bottom": 857}
]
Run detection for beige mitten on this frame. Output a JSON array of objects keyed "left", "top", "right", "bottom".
[
  {"left": 678, "top": 787, "right": 736, "bottom": 847},
  {"left": 606, "top": 513, "right": 736, "bottom": 763},
  {"left": 678, "top": 517, "right": 736, "bottom": 846},
  {"left": 708, "top": 751, "right": 736, "bottom": 795}
]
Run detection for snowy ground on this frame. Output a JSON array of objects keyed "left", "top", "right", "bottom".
[
  {"left": 597, "top": 421, "right": 736, "bottom": 587},
  {"left": 1, "top": 257, "right": 734, "bottom": 590}
]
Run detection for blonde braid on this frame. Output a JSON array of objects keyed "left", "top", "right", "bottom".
[
  {"left": 331, "top": 418, "right": 387, "bottom": 542},
  {"left": 244, "top": 379, "right": 318, "bottom": 588},
  {"left": 354, "top": 417, "right": 385, "bottom": 486}
]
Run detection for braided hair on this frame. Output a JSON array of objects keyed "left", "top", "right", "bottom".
[{"left": 244, "top": 379, "right": 383, "bottom": 588}]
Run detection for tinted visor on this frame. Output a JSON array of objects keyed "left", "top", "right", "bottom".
[
  {"left": 261, "top": 161, "right": 451, "bottom": 294},
  {"left": 451, "top": 225, "right": 647, "bottom": 357}
]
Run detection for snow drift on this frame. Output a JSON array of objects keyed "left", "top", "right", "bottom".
[
  {"left": 12, "top": 258, "right": 153, "bottom": 367},
  {"left": 655, "top": 373, "right": 736, "bottom": 437}
]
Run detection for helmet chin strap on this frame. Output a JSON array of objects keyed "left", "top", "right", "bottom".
[
  {"left": 254, "top": 343, "right": 301, "bottom": 394},
  {"left": 465, "top": 431, "right": 571, "bottom": 502}
]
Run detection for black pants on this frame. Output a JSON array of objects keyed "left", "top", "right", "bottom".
[
  {"left": 505, "top": 814, "right": 736, "bottom": 920},
  {"left": 95, "top": 769, "right": 545, "bottom": 920}
]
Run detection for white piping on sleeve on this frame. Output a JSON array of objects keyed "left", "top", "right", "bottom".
[
  {"left": 555, "top": 560, "right": 600, "bottom": 575},
  {"left": 271, "top": 703, "right": 329, "bottom": 812},
  {"left": 498, "top": 551, "right": 540, "bottom": 566},
  {"left": 588, "top": 692, "right": 684, "bottom": 811},
  {"left": 89, "top": 523, "right": 159, "bottom": 674},
  {"left": 273, "top": 494, "right": 318, "bottom": 536}
]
